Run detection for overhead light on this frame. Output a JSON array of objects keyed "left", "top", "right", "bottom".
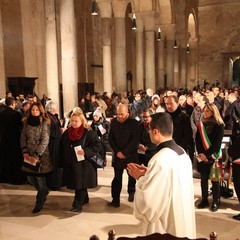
[
  {"left": 187, "top": 43, "right": 190, "bottom": 53},
  {"left": 157, "top": 27, "right": 161, "bottom": 41},
  {"left": 91, "top": 0, "right": 98, "bottom": 16},
  {"left": 132, "top": 13, "right": 137, "bottom": 30},
  {"left": 174, "top": 40, "right": 177, "bottom": 49}
]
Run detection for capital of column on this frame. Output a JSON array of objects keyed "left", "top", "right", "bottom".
[
  {"left": 97, "top": 0, "right": 112, "bottom": 18},
  {"left": 112, "top": 0, "right": 128, "bottom": 18},
  {"left": 161, "top": 24, "right": 176, "bottom": 40},
  {"left": 141, "top": 11, "right": 159, "bottom": 31}
]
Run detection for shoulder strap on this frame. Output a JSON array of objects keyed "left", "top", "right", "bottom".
[{"left": 82, "top": 130, "right": 88, "bottom": 148}]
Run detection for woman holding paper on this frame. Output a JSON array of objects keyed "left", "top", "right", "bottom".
[
  {"left": 59, "top": 110, "right": 102, "bottom": 213},
  {"left": 195, "top": 103, "right": 224, "bottom": 212},
  {"left": 20, "top": 102, "right": 52, "bottom": 213}
]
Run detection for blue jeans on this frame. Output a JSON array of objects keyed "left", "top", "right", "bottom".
[{"left": 27, "top": 176, "right": 48, "bottom": 207}]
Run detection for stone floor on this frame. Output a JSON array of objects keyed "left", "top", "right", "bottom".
[{"left": 0, "top": 157, "right": 240, "bottom": 240}]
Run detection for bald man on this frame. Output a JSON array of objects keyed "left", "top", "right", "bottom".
[{"left": 108, "top": 103, "right": 140, "bottom": 207}]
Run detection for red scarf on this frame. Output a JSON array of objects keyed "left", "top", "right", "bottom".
[{"left": 68, "top": 125, "right": 84, "bottom": 141}]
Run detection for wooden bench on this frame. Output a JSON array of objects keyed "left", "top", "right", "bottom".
[{"left": 89, "top": 230, "right": 218, "bottom": 240}]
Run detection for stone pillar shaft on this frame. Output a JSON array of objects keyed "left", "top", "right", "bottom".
[
  {"left": 135, "top": 29, "right": 144, "bottom": 90},
  {"left": 45, "top": 0, "right": 60, "bottom": 108},
  {"left": 157, "top": 40, "right": 165, "bottom": 88},
  {"left": 102, "top": 18, "right": 112, "bottom": 94},
  {"left": 114, "top": 17, "right": 126, "bottom": 93},
  {"left": 0, "top": 2, "right": 6, "bottom": 96},
  {"left": 60, "top": 0, "right": 78, "bottom": 114},
  {"left": 145, "top": 30, "right": 155, "bottom": 90}
]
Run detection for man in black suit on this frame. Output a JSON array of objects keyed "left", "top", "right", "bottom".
[
  {"left": 0, "top": 97, "right": 24, "bottom": 184},
  {"left": 108, "top": 103, "right": 140, "bottom": 207},
  {"left": 165, "top": 95, "right": 194, "bottom": 160}
]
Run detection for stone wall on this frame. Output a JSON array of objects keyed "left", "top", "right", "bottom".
[{"left": 198, "top": 1, "right": 240, "bottom": 88}]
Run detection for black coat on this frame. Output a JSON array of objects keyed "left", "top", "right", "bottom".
[
  {"left": 59, "top": 128, "right": 102, "bottom": 190},
  {"left": 167, "top": 106, "right": 193, "bottom": 152},
  {"left": 109, "top": 117, "right": 139, "bottom": 169},
  {"left": 46, "top": 112, "right": 63, "bottom": 189},
  {"left": 196, "top": 121, "right": 224, "bottom": 172},
  {"left": 0, "top": 107, "right": 24, "bottom": 183}
]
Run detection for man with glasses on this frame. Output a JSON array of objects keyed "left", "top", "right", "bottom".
[
  {"left": 127, "top": 112, "right": 196, "bottom": 238},
  {"left": 138, "top": 109, "right": 158, "bottom": 166}
]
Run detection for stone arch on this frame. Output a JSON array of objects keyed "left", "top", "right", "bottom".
[
  {"left": 234, "top": 10, "right": 240, "bottom": 27},
  {"left": 188, "top": 13, "right": 196, "bottom": 39},
  {"left": 226, "top": 33, "right": 240, "bottom": 52},
  {"left": 157, "top": 0, "right": 173, "bottom": 24},
  {"left": 216, "top": 12, "right": 233, "bottom": 29}
]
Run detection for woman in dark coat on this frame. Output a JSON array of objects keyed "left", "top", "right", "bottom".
[
  {"left": 195, "top": 103, "right": 224, "bottom": 212},
  {"left": 59, "top": 109, "right": 102, "bottom": 213},
  {"left": 90, "top": 107, "right": 111, "bottom": 154},
  {"left": 20, "top": 102, "right": 52, "bottom": 213},
  {"left": 45, "top": 101, "right": 64, "bottom": 190}
]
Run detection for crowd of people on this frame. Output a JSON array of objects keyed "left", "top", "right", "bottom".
[{"left": 1, "top": 84, "right": 240, "bottom": 237}]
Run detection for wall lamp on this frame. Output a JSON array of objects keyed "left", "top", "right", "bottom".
[
  {"left": 187, "top": 43, "right": 190, "bottom": 53},
  {"left": 132, "top": 13, "right": 137, "bottom": 30},
  {"left": 174, "top": 40, "right": 177, "bottom": 49},
  {"left": 92, "top": 0, "right": 98, "bottom": 16},
  {"left": 157, "top": 27, "right": 161, "bottom": 41}
]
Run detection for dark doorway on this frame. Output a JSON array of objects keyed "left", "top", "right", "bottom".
[{"left": 7, "top": 77, "right": 37, "bottom": 98}]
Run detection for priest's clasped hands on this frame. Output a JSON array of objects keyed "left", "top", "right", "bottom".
[{"left": 127, "top": 163, "right": 148, "bottom": 180}]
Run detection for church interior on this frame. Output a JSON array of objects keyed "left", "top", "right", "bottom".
[
  {"left": 1, "top": 0, "right": 240, "bottom": 114},
  {"left": 1, "top": 0, "right": 240, "bottom": 239}
]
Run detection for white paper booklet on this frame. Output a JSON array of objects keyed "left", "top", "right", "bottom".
[
  {"left": 98, "top": 124, "right": 106, "bottom": 135},
  {"left": 74, "top": 145, "right": 85, "bottom": 161}
]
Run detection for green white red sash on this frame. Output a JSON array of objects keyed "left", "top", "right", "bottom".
[
  {"left": 198, "top": 121, "right": 222, "bottom": 160},
  {"left": 198, "top": 120, "right": 223, "bottom": 181}
]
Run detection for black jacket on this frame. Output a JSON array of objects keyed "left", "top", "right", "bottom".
[
  {"left": 109, "top": 117, "right": 140, "bottom": 169},
  {"left": 59, "top": 128, "right": 102, "bottom": 190},
  {"left": 167, "top": 106, "right": 193, "bottom": 152}
]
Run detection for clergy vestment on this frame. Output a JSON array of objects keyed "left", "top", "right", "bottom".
[{"left": 134, "top": 140, "right": 196, "bottom": 239}]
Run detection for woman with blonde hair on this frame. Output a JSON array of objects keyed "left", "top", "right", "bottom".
[
  {"left": 59, "top": 110, "right": 102, "bottom": 213},
  {"left": 195, "top": 103, "right": 224, "bottom": 212},
  {"left": 21, "top": 102, "right": 52, "bottom": 213}
]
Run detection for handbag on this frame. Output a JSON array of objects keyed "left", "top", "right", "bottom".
[
  {"left": 82, "top": 131, "right": 105, "bottom": 169},
  {"left": 220, "top": 180, "right": 233, "bottom": 198}
]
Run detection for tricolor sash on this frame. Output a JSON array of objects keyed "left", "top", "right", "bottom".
[{"left": 198, "top": 120, "right": 223, "bottom": 181}]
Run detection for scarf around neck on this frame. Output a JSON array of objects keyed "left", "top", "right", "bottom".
[
  {"left": 27, "top": 115, "right": 41, "bottom": 126},
  {"left": 68, "top": 125, "right": 84, "bottom": 141}
]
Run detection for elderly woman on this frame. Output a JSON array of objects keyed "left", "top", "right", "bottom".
[{"left": 45, "top": 101, "right": 64, "bottom": 190}]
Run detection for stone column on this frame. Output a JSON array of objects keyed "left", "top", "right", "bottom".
[
  {"left": 157, "top": 28, "right": 165, "bottom": 89},
  {"left": 145, "top": 30, "right": 155, "bottom": 90},
  {"left": 135, "top": 17, "right": 144, "bottom": 90},
  {"left": 0, "top": 1, "right": 6, "bottom": 97},
  {"left": 60, "top": 0, "right": 78, "bottom": 114},
  {"left": 112, "top": 0, "right": 128, "bottom": 93},
  {"left": 98, "top": 1, "right": 113, "bottom": 95},
  {"left": 189, "top": 37, "right": 198, "bottom": 88},
  {"left": 45, "top": 0, "right": 60, "bottom": 108},
  {"left": 102, "top": 18, "right": 113, "bottom": 94},
  {"left": 173, "top": 45, "right": 179, "bottom": 88},
  {"left": 143, "top": 12, "right": 157, "bottom": 91},
  {"left": 164, "top": 24, "right": 175, "bottom": 88}
]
